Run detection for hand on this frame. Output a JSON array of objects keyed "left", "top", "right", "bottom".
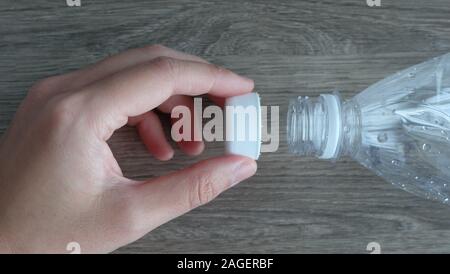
[{"left": 0, "top": 45, "right": 257, "bottom": 253}]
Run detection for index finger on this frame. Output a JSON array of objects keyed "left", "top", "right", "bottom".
[{"left": 83, "top": 57, "right": 254, "bottom": 138}]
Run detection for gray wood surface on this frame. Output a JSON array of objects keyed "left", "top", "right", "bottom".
[{"left": 1, "top": 0, "right": 450, "bottom": 253}]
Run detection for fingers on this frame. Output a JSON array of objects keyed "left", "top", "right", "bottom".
[
  {"left": 85, "top": 57, "right": 254, "bottom": 139},
  {"left": 128, "top": 111, "right": 174, "bottom": 161},
  {"left": 159, "top": 95, "right": 204, "bottom": 156},
  {"left": 124, "top": 155, "right": 257, "bottom": 233},
  {"left": 25, "top": 45, "right": 209, "bottom": 103},
  {"left": 129, "top": 96, "right": 204, "bottom": 160}
]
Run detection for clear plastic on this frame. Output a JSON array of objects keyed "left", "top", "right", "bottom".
[{"left": 287, "top": 53, "right": 450, "bottom": 205}]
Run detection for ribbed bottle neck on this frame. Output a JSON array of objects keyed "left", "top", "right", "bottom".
[{"left": 287, "top": 93, "right": 360, "bottom": 159}]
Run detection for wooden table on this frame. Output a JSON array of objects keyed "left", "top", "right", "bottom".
[{"left": 1, "top": 0, "right": 450, "bottom": 253}]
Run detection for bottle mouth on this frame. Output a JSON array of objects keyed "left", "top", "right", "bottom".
[{"left": 287, "top": 94, "right": 341, "bottom": 159}]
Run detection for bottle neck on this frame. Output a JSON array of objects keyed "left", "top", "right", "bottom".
[{"left": 287, "top": 93, "right": 360, "bottom": 159}]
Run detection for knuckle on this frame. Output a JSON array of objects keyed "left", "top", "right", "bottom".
[
  {"left": 189, "top": 171, "right": 219, "bottom": 208},
  {"left": 142, "top": 44, "right": 168, "bottom": 55},
  {"left": 205, "top": 63, "right": 221, "bottom": 88},
  {"left": 30, "top": 76, "right": 58, "bottom": 92},
  {"left": 150, "top": 56, "right": 178, "bottom": 76},
  {"left": 47, "top": 93, "right": 83, "bottom": 125},
  {"left": 208, "top": 63, "right": 222, "bottom": 78},
  {"left": 27, "top": 76, "right": 60, "bottom": 100}
]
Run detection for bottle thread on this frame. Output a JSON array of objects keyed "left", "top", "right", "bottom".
[{"left": 287, "top": 93, "right": 360, "bottom": 159}]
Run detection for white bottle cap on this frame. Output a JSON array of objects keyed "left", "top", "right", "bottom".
[{"left": 224, "top": 93, "right": 261, "bottom": 160}]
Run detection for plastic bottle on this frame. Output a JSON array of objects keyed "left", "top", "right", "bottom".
[{"left": 287, "top": 53, "right": 450, "bottom": 205}]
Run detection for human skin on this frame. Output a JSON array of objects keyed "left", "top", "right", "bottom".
[{"left": 0, "top": 45, "right": 257, "bottom": 253}]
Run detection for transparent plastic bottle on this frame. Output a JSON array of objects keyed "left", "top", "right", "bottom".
[{"left": 287, "top": 53, "right": 450, "bottom": 205}]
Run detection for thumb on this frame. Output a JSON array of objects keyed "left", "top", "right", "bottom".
[{"left": 126, "top": 155, "right": 257, "bottom": 234}]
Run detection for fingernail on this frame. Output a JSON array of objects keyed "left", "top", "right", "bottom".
[{"left": 232, "top": 159, "right": 257, "bottom": 186}]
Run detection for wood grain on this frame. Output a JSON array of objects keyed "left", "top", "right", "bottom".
[{"left": 1, "top": 0, "right": 450, "bottom": 253}]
